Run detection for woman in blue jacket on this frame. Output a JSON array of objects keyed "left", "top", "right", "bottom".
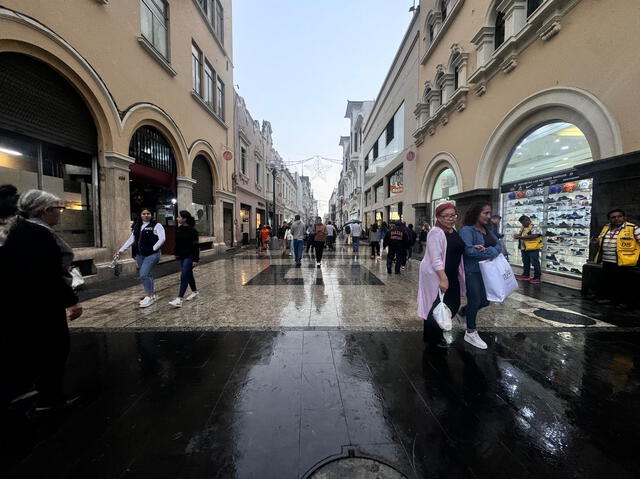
[{"left": 459, "top": 202, "right": 502, "bottom": 349}]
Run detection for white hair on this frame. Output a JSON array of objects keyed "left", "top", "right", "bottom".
[{"left": 17, "top": 189, "right": 61, "bottom": 219}]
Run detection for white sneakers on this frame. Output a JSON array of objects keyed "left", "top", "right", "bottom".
[
  {"left": 168, "top": 298, "right": 183, "bottom": 308},
  {"left": 464, "top": 330, "right": 488, "bottom": 350},
  {"left": 185, "top": 291, "right": 199, "bottom": 301},
  {"left": 317, "top": 262, "right": 321, "bottom": 268},
  {"left": 139, "top": 296, "right": 155, "bottom": 308}
]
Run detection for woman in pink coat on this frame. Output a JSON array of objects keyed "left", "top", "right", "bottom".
[{"left": 418, "top": 203, "right": 466, "bottom": 348}]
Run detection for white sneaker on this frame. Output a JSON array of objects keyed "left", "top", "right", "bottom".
[
  {"left": 464, "top": 331, "right": 488, "bottom": 350},
  {"left": 168, "top": 298, "right": 183, "bottom": 308},
  {"left": 317, "top": 262, "right": 321, "bottom": 268},
  {"left": 185, "top": 292, "right": 199, "bottom": 301},
  {"left": 139, "top": 296, "right": 155, "bottom": 308}
]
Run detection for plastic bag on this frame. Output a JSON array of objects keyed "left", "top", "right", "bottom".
[
  {"left": 70, "top": 266, "right": 85, "bottom": 290},
  {"left": 479, "top": 253, "right": 518, "bottom": 302},
  {"left": 433, "top": 291, "right": 452, "bottom": 331}
]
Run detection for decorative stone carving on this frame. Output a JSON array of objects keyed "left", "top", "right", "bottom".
[
  {"left": 440, "top": 114, "right": 449, "bottom": 126},
  {"left": 539, "top": 15, "right": 563, "bottom": 41},
  {"left": 474, "top": 82, "right": 487, "bottom": 97},
  {"left": 500, "top": 54, "right": 519, "bottom": 73},
  {"left": 455, "top": 100, "right": 466, "bottom": 112}
]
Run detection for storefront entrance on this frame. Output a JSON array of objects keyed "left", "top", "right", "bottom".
[
  {"left": 128, "top": 125, "right": 177, "bottom": 255},
  {"left": 0, "top": 53, "right": 98, "bottom": 248},
  {"left": 223, "top": 202, "right": 234, "bottom": 246},
  {"left": 500, "top": 122, "right": 594, "bottom": 279}
]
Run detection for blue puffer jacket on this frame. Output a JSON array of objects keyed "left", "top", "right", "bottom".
[{"left": 459, "top": 225, "right": 502, "bottom": 274}]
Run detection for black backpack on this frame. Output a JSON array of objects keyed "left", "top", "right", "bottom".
[{"left": 345, "top": 225, "right": 351, "bottom": 234}]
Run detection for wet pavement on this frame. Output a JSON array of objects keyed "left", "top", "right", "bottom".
[{"left": 3, "top": 245, "right": 640, "bottom": 478}]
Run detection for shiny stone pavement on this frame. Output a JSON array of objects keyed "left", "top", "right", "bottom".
[{"left": 3, "top": 245, "right": 639, "bottom": 478}]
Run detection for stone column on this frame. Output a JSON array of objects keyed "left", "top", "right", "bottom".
[
  {"left": 412, "top": 202, "right": 431, "bottom": 226},
  {"left": 498, "top": 0, "right": 527, "bottom": 39},
  {"left": 176, "top": 176, "right": 197, "bottom": 214},
  {"left": 100, "top": 152, "right": 134, "bottom": 255},
  {"left": 471, "top": 26, "right": 495, "bottom": 67}
]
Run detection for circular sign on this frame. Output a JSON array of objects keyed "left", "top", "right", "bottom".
[
  {"left": 223, "top": 151, "right": 233, "bottom": 161},
  {"left": 406, "top": 151, "right": 415, "bottom": 161}
]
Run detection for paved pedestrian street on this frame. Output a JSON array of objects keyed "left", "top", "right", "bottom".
[{"left": 3, "top": 246, "right": 640, "bottom": 478}]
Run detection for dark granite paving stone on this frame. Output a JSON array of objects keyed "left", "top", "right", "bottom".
[
  {"left": 181, "top": 410, "right": 301, "bottom": 479},
  {"left": 302, "top": 331, "right": 334, "bottom": 363},
  {"left": 299, "top": 408, "right": 350, "bottom": 477},
  {"left": 350, "top": 443, "right": 417, "bottom": 479},
  {"left": 301, "top": 362, "right": 341, "bottom": 410}
]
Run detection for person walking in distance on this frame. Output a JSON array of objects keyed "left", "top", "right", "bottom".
[
  {"left": 514, "top": 215, "right": 543, "bottom": 283},
  {"left": 325, "top": 221, "right": 336, "bottom": 251},
  {"left": 488, "top": 215, "right": 508, "bottom": 260},
  {"left": 458, "top": 203, "right": 502, "bottom": 349},
  {"left": 368, "top": 222, "right": 380, "bottom": 258},
  {"left": 115, "top": 207, "right": 166, "bottom": 308},
  {"left": 168, "top": 211, "right": 200, "bottom": 308},
  {"left": 290, "top": 214, "right": 306, "bottom": 267},
  {"left": 378, "top": 221, "right": 389, "bottom": 259},
  {"left": 285, "top": 224, "right": 294, "bottom": 256},
  {"left": 306, "top": 224, "right": 315, "bottom": 254},
  {"left": 1, "top": 190, "right": 83, "bottom": 411},
  {"left": 405, "top": 223, "right": 417, "bottom": 266},
  {"left": 383, "top": 221, "right": 410, "bottom": 274},
  {"left": 593, "top": 208, "right": 640, "bottom": 309},
  {"left": 312, "top": 216, "right": 328, "bottom": 267},
  {"left": 419, "top": 222, "right": 430, "bottom": 254},
  {"left": 259, "top": 224, "right": 271, "bottom": 253},
  {"left": 350, "top": 221, "right": 363, "bottom": 254},
  {"left": 418, "top": 203, "right": 465, "bottom": 349}
]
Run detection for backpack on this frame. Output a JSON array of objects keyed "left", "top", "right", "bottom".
[{"left": 345, "top": 225, "right": 351, "bottom": 235}]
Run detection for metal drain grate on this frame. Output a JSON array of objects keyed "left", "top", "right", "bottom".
[{"left": 308, "top": 457, "right": 407, "bottom": 479}]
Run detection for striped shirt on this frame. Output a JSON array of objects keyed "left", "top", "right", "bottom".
[{"left": 601, "top": 222, "right": 640, "bottom": 263}]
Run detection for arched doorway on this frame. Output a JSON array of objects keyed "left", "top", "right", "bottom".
[
  {"left": 192, "top": 154, "right": 214, "bottom": 236},
  {"left": 500, "top": 121, "right": 594, "bottom": 278},
  {"left": 431, "top": 167, "right": 459, "bottom": 220},
  {"left": 0, "top": 52, "right": 98, "bottom": 247},
  {"left": 128, "top": 125, "right": 177, "bottom": 254}
]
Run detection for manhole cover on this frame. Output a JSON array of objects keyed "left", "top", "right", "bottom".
[
  {"left": 308, "top": 458, "right": 407, "bottom": 479},
  {"left": 533, "top": 309, "right": 596, "bottom": 326}
]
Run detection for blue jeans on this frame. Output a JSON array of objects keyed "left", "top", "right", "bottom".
[
  {"left": 463, "top": 271, "right": 490, "bottom": 330},
  {"left": 352, "top": 236, "right": 360, "bottom": 252},
  {"left": 136, "top": 252, "right": 160, "bottom": 296},
  {"left": 521, "top": 250, "right": 541, "bottom": 279},
  {"left": 179, "top": 257, "right": 197, "bottom": 297},
  {"left": 293, "top": 239, "right": 304, "bottom": 263}
]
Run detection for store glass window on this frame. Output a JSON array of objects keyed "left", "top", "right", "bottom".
[
  {"left": 503, "top": 122, "right": 592, "bottom": 184},
  {"left": 431, "top": 168, "right": 458, "bottom": 215},
  {"left": 0, "top": 129, "right": 39, "bottom": 192},
  {"left": 374, "top": 182, "right": 383, "bottom": 203},
  {"left": 388, "top": 167, "right": 404, "bottom": 198}
]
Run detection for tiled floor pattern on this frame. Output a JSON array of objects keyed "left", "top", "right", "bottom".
[
  {"left": 4, "top": 330, "right": 639, "bottom": 478},
  {"left": 70, "top": 247, "right": 620, "bottom": 332}
]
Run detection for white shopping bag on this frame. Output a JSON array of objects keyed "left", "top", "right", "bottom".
[
  {"left": 479, "top": 253, "right": 518, "bottom": 303},
  {"left": 433, "top": 291, "right": 452, "bottom": 331},
  {"left": 70, "top": 266, "right": 85, "bottom": 290}
]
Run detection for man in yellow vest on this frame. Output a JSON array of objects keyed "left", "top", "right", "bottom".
[
  {"left": 593, "top": 209, "right": 640, "bottom": 308},
  {"left": 514, "top": 215, "right": 543, "bottom": 284}
]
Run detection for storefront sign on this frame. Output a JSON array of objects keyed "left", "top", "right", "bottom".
[
  {"left": 501, "top": 168, "right": 585, "bottom": 193},
  {"left": 223, "top": 151, "right": 233, "bottom": 161},
  {"left": 390, "top": 185, "right": 404, "bottom": 194},
  {"left": 406, "top": 151, "right": 415, "bottom": 161}
]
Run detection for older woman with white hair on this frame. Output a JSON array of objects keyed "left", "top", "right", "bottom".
[{"left": 1, "top": 189, "right": 82, "bottom": 411}]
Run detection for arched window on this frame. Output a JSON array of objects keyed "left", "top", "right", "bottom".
[
  {"left": 429, "top": 23, "right": 436, "bottom": 42},
  {"left": 454, "top": 66, "right": 460, "bottom": 90},
  {"left": 527, "top": 0, "right": 544, "bottom": 17},
  {"left": 502, "top": 122, "right": 593, "bottom": 184},
  {"left": 129, "top": 125, "right": 176, "bottom": 174},
  {"left": 431, "top": 168, "right": 458, "bottom": 215},
  {"left": 495, "top": 11, "right": 505, "bottom": 50},
  {"left": 440, "top": 0, "right": 448, "bottom": 21}
]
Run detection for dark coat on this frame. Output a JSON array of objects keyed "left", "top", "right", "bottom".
[{"left": 174, "top": 225, "right": 200, "bottom": 261}]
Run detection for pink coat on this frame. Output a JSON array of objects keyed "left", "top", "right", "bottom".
[{"left": 417, "top": 227, "right": 466, "bottom": 320}]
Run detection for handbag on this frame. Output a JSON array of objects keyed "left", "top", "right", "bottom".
[
  {"left": 433, "top": 291, "right": 452, "bottom": 331},
  {"left": 478, "top": 253, "right": 518, "bottom": 302},
  {"left": 70, "top": 266, "right": 85, "bottom": 290}
]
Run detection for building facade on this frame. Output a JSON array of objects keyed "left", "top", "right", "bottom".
[
  {"left": 0, "top": 0, "right": 235, "bottom": 280},
  {"left": 413, "top": 0, "right": 640, "bottom": 288}
]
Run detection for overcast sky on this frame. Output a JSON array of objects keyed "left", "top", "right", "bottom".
[{"left": 232, "top": 0, "right": 415, "bottom": 216}]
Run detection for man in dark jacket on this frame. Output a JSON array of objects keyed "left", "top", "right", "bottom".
[{"left": 383, "top": 221, "right": 410, "bottom": 274}]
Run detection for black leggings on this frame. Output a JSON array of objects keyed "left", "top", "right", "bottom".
[
  {"left": 314, "top": 241, "right": 325, "bottom": 263},
  {"left": 370, "top": 241, "right": 380, "bottom": 256}
]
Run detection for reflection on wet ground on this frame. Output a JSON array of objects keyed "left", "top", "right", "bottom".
[
  {"left": 71, "top": 247, "right": 634, "bottom": 331},
  {"left": 3, "top": 329, "right": 639, "bottom": 478}
]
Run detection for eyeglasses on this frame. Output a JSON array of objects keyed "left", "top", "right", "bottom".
[{"left": 439, "top": 214, "right": 458, "bottom": 219}]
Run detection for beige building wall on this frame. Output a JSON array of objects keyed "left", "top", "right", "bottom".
[
  {"left": 415, "top": 0, "right": 640, "bottom": 200},
  {"left": 0, "top": 0, "right": 235, "bottom": 277}
]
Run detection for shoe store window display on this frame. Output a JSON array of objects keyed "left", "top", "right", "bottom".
[
  {"left": 115, "top": 207, "right": 165, "bottom": 308},
  {"left": 592, "top": 208, "right": 640, "bottom": 310},
  {"left": 514, "top": 215, "right": 543, "bottom": 283}
]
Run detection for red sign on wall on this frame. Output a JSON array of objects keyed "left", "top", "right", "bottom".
[{"left": 223, "top": 151, "right": 233, "bottom": 161}]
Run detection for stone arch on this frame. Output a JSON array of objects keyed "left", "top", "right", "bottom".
[
  {"left": 188, "top": 140, "right": 222, "bottom": 190},
  {"left": 121, "top": 104, "right": 189, "bottom": 177},
  {"left": 0, "top": 12, "right": 120, "bottom": 152},
  {"left": 484, "top": 0, "right": 501, "bottom": 26},
  {"left": 419, "top": 151, "right": 463, "bottom": 202},
  {"left": 475, "top": 87, "right": 623, "bottom": 189}
]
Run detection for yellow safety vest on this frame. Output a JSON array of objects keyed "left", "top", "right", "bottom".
[
  {"left": 519, "top": 224, "right": 543, "bottom": 251},
  {"left": 596, "top": 222, "right": 640, "bottom": 267}
]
